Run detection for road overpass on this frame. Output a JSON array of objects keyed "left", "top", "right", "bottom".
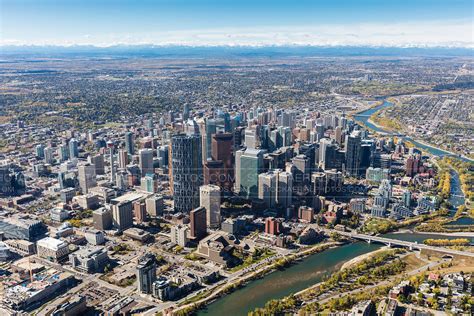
[{"left": 326, "top": 230, "right": 474, "bottom": 258}]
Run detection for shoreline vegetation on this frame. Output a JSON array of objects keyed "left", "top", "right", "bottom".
[
  {"left": 173, "top": 240, "right": 346, "bottom": 316},
  {"left": 248, "top": 249, "right": 408, "bottom": 315},
  {"left": 423, "top": 238, "right": 470, "bottom": 247},
  {"left": 442, "top": 157, "right": 474, "bottom": 208},
  {"left": 362, "top": 210, "right": 452, "bottom": 235}
]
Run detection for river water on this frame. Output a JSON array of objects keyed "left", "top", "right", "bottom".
[
  {"left": 353, "top": 100, "right": 472, "bottom": 163},
  {"left": 198, "top": 100, "right": 472, "bottom": 316},
  {"left": 198, "top": 242, "right": 381, "bottom": 316},
  {"left": 199, "top": 231, "right": 473, "bottom": 316}
]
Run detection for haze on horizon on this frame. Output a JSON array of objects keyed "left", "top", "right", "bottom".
[{"left": 0, "top": 0, "right": 473, "bottom": 48}]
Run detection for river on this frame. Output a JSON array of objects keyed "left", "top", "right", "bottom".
[
  {"left": 353, "top": 100, "right": 472, "bottom": 163},
  {"left": 354, "top": 100, "right": 469, "bottom": 214},
  {"left": 198, "top": 242, "right": 381, "bottom": 316},
  {"left": 198, "top": 231, "right": 472, "bottom": 316}
]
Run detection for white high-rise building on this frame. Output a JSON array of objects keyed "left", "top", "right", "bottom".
[
  {"left": 78, "top": 163, "right": 97, "bottom": 194},
  {"left": 199, "top": 185, "right": 221, "bottom": 229},
  {"left": 244, "top": 128, "right": 258, "bottom": 149},
  {"left": 170, "top": 225, "right": 189, "bottom": 247},
  {"left": 44, "top": 147, "right": 55, "bottom": 164},
  {"left": 258, "top": 169, "right": 293, "bottom": 209}
]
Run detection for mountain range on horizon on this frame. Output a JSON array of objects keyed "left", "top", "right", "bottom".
[{"left": 1, "top": 44, "right": 473, "bottom": 58}]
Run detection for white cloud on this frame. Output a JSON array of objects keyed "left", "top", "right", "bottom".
[{"left": 1, "top": 20, "right": 473, "bottom": 48}]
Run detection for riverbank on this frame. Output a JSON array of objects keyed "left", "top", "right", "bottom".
[
  {"left": 292, "top": 247, "right": 389, "bottom": 297},
  {"left": 175, "top": 241, "right": 345, "bottom": 315},
  {"left": 196, "top": 242, "right": 382, "bottom": 316},
  {"left": 340, "top": 247, "right": 390, "bottom": 270},
  {"left": 348, "top": 100, "right": 384, "bottom": 116},
  {"left": 391, "top": 230, "right": 474, "bottom": 238},
  {"left": 366, "top": 118, "right": 390, "bottom": 134}
]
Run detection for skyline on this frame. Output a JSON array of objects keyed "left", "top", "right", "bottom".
[{"left": 1, "top": 0, "right": 473, "bottom": 48}]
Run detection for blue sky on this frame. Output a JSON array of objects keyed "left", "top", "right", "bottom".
[{"left": 1, "top": 0, "right": 473, "bottom": 47}]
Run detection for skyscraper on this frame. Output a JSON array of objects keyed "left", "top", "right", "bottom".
[
  {"left": 183, "top": 103, "right": 190, "bottom": 121},
  {"left": 292, "top": 154, "right": 311, "bottom": 196},
  {"left": 107, "top": 141, "right": 116, "bottom": 183},
  {"left": 35, "top": 144, "right": 45, "bottom": 159},
  {"left": 88, "top": 154, "right": 105, "bottom": 175},
  {"left": 265, "top": 217, "right": 281, "bottom": 235},
  {"left": 171, "top": 134, "right": 203, "bottom": 213},
  {"left": 112, "top": 201, "right": 133, "bottom": 231},
  {"left": 200, "top": 185, "right": 221, "bottom": 229},
  {"left": 244, "top": 128, "right": 258, "bottom": 149},
  {"left": 258, "top": 171, "right": 277, "bottom": 209},
  {"left": 345, "top": 131, "right": 362, "bottom": 176},
  {"left": 318, "top": 138, "right": 333, "bottom": 164},
  {"left": 44, "top": 147, "right": 55, "bottom": 164},
  {"left": 78, "top": 163, "right": 96, "bottom": 194},
  {"left": 334, "top": 126, "right": 343, "bottom": 145},
  {"left": 118, "top": 149, "right": 128, "bottom": 170},
  {"left": 69, "top": 138, "right": 79, "bottom": 159},
  {"left": 93, "top": 207, "right": 113, "bottom": 230},
  {"left": 258, "top": 170, "right": 293, "bottom": 209},
  {"left": 189, "top": 206, "right": 207, "bottom": 240},
  {"left": 139, "top": 148, "right": 154, "bottom": 177},
  {"left": 205, "top": 118, "right": 217, "bottom": 160},
  {"left": 136, "top": 254, "right": 156, "bottom": 294},
  {"left": 145, "top": 195, "right": 164, "bottom": 217},
  {"left": 125, "top": 131, "right": 134, "bottom": 155},
  {"left": 235, "top": 148, "right": 265, "bottom": 199},
  {"left": 211, "top": 133, "right": 234, "bottom": 192},
  {"left": 58, "top": 144, "right": 70, "bottom": 162},
  {"left": 276, "top": 170, "right": 293, "bottom": 209}
]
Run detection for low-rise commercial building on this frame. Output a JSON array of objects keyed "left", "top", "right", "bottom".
[
  {"left": 69, "top": 246, "right": 109, "bottom": 273},
  {"left": 37, "top": 237, "right": 70, "bottom": 262}
]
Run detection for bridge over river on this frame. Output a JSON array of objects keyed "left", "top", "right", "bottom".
[{"left": 325, "top": 229, "right": 474, "bottom": 258}]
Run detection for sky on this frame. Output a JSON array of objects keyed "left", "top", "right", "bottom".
[{"left": 1, "top": 0, "right": 473, "bottom": 47}]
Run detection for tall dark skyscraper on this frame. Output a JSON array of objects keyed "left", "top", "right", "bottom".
[
  {"left": 136, "top": 254, "right": 156, "bottom": 294},
  {"left": 125, "top": 131, "right": 134, "bottom": 155},
  {"left": 211, "top": 133, "right": 234, "bottom": 191},
  {"left": 171, "top": 134, "right": 203, "bottom": 212},
  {"left": 183, "top": 103, "right": 190, "bottom": 121},
  {"left": 189, "top": 206, "right": 207, "bottom": 240},
  {"left": 345, "top": 131, "right": 362, "bottom": 176}
]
